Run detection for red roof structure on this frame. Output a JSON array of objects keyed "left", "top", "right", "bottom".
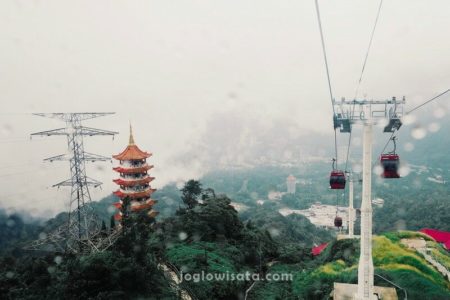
[
  {"left": 312, "top": 243, "right": 329, "bottom": 256},
  {"left": 419, "top": 228, "right": 450, "bottom": 243},
  {"left": 112, "top": 144, "right": 151, "bottom": 161},
  {"left": 420, "top": 228, "right": 450, "bottom": 250},
  {"left": 112, "top": 125, "right": 151, "bottom": 161},
  {"left": 113, "top": 188, "right": 156, "bottom": 199},
  {"left": 113, "top": 176, "right": 154, "bottom": 186}
]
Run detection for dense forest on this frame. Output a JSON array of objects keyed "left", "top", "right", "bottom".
[{"left": 0, "top": 176, "right": 449, "bottom": 299}]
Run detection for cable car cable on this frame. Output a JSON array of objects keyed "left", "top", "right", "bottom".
[
  {"left": 406, "top": 88, "right": 450, "bottom": 114},
  {"left": 354, "top": 0, "right": 384, "bottom": 100},
  {"left": 314, "top": 0, "right": 339, "bottom": 166},
  {"left": 314, "top": 0, "right": 335, "bottom": 114}
]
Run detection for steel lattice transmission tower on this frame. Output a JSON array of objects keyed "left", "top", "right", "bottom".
[{"left": 27, "top": 113, "right": 118, "bottom": 254}]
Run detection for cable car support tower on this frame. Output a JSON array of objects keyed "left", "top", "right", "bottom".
[
  {"left": 26, "top": 113, "right": 119, "bottom": 254},
  {"left": 334, "top": 98, "right": 405, "bottom": 299}
]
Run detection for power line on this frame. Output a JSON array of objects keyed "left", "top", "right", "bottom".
[
  {"left": 354, "top": 0, "right": 384, "bottom": 99},
  {"left": 406, "top": 89, "right": 450, "bottom": 114}
]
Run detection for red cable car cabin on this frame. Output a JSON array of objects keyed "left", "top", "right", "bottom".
[
  {"left": 330, "top": 170, "right": 346, "bottom": 189},
  {"left": 380, "top": 154, "right": 400, "bottom": 178},
  {"left": 334, "top": 216, "right": 343, "bottom": 227}
]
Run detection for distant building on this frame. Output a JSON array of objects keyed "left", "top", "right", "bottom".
[{"left": 286, "top": 175, "right": 296, "bottom": 194}]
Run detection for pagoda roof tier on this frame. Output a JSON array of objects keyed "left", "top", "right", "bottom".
[
  {"left": 113, "top": 176, "right": 155, "bottom": 187},
  {"left": 113, "top": 144, "right": 151, "bottom": 161},
  {"left": 113, "top": 188, "right": 156, "bottom": 199},
  {"left": 112, "top": 199, "right": 157, "bottom": 212},
  {"left": 113, "top": 164, "right": 153, "bottom": 174}
]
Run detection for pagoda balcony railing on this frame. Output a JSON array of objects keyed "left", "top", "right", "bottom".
[
  {"left": 117, "top": 175, "right": 150, "bottom": 182},
  {"left": 120, "top": 185, "right": 151, "bottom": 192},
  {"left": 121, "top": 160, "right": 146, "bottom": 168},
  {"left": 121, "top": 173, "right": 147, "bottom": 179}
]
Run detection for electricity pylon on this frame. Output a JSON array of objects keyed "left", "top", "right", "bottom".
[{"left": 27, "top": 113, "right": 118, "bottom": 254}]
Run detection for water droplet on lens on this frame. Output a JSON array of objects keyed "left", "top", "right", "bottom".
[
  {"left": 178, "top": 232, "right": 188, "bottom": 241},
  {"left": 433, "top": 107, "right": 446, "bottom": 119},
  {"left": 403, "top": 142, "right": 414, "bottom": 152},
  {"left": 428, "top": 122, "right": 440, "bottom": 133},
  {"left": 373, "top": 165, "right": 383, "bottom": 176},
  {"left": 411, "top": 126, "right": 426, "bottom": 140}
]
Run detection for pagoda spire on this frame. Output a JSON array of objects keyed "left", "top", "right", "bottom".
[{"left": 129, "top": 123, "right": 135, "bottom": 145}]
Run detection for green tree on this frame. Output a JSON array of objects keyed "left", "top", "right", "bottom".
[{"left": 181, "top": 180, "right": 203, "bottom": 209}]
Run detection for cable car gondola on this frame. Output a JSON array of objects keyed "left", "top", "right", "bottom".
[
  {"left": 380, "top": 137, "right": 400, "bottom": 179},
  {"left": 329, "top": 159, "right": 346, "bottom": 189},
  {"left": 380, "top": 154, "right": 400, "bottom": 178}
]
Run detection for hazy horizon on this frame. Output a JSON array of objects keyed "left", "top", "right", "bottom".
[{"left": 1, "top": 0, "right": 449, "bottom": 217}]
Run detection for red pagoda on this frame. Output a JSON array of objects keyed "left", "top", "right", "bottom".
[{"left": 112, "top": 125, "right": 159, "bottom": 222}]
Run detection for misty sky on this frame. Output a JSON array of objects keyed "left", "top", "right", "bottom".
[{"left": 0, "top": 0, "right": 449, "bottom": 216}]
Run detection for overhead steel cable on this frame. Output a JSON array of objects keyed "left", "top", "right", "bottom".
[
  {"left": 406, "top": 89, "right": 450, "bottom": 114},
  {"left": 315, "top": 0, "right": 335, "bottom": 112},
  {"left": 314, "top": 0, "right": 339, "bottom": 165},
  {"left": 354, "top": 0, "right": 384, "bottom": 100},
  {"left": 380, "top": 130, "right": 396, "bottom": 157}
]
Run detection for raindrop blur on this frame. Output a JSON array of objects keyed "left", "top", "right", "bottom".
[
  {"left": 178, "top": 232, "right": 188, "bottom": 241},
  {"left": 377, "top": 118, "right": 389, "bottom": 129},
  {"left": 107, "top": 206, "right": 116, "bottom": 214},
  {"left": 268, "top": 228, "right": 280, "bottom": 238},
  {"left": 411, "top": 125, "right": 426, "bottom": 140},
  {"left": 401, "top": 114, "right": 416, "bottom": 126},
  {"left": 353, "top": 164, "right": 362, "bottom": 173},
  {"left": 6, "top": 219, "right": 15, "bottom": 227},
  {"left": 428, "top": 122, "right": 440, "bottom": 133},
  {"left": 39, "top": 232, "right": 47, "bottom": 240},
  {"left": 47, "top": 266, "right": 56, "bottom": 274},
  {"left": 164, "top": 197, "right": 175, "bottom": 206},
  {"left": 54, "top": 256, "right": 63, "bottom": 265},
  {"left": 403, "top": 142, "right": 414, "bottom": 152},
  {"left": 6, "top": 271, "right": 14, "bottom": 279},
  {"left": 373, "top": 165, "right": 383, "bottom": 176},
  {"left": 433, "top": 107, "right": 446, "bottom": 119},
  {"left": 180, "top": 265, "right": 190, "bottom": 273},
  {"left": 399, "top": 164, "right": 411, "bottom": 177}
]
